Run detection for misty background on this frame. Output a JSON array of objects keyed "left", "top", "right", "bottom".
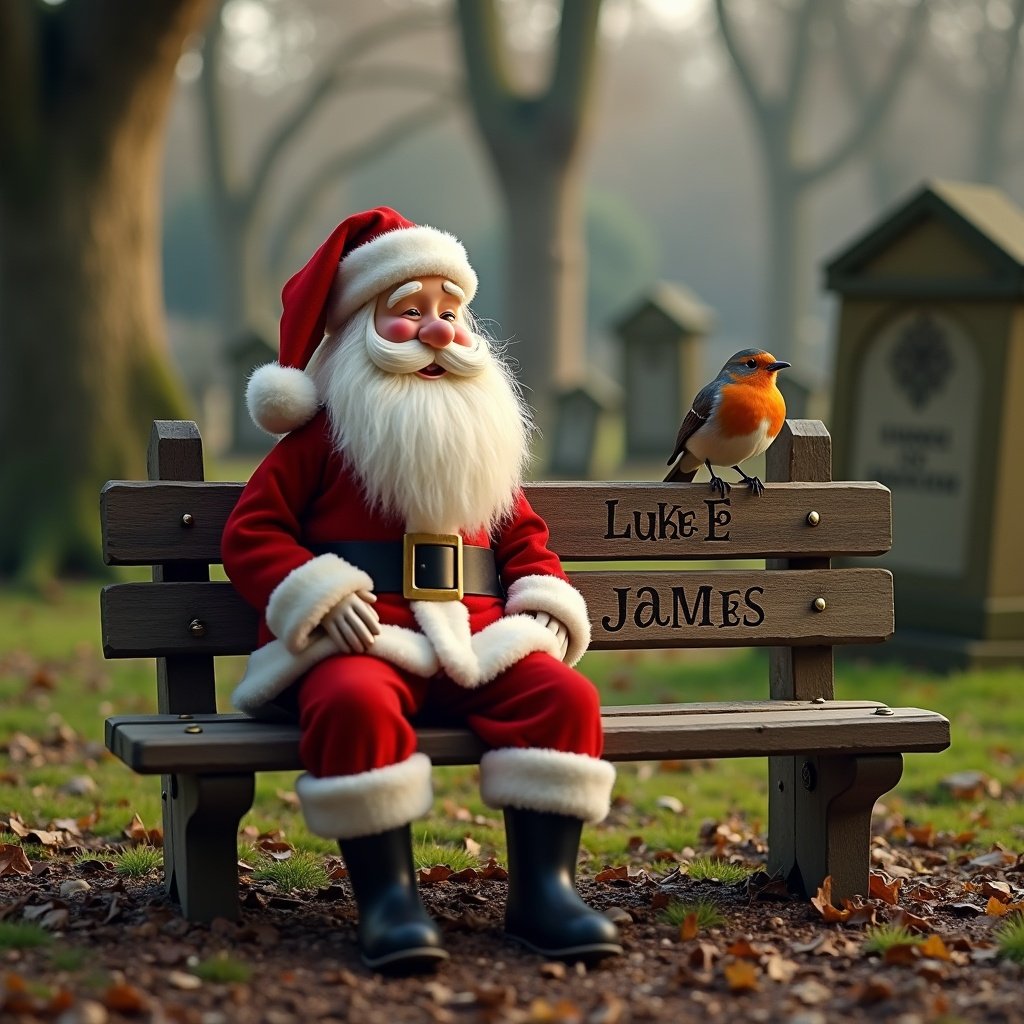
[{"left": 160, "top": 0, "right": 1007, "bottom": 447}]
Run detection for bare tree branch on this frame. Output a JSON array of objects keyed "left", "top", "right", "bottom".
[
  {"left": 0, "top": 1, "right": 40, "bottom": 173},
  {"left": 977, "top": 0, "right": 1024, "bottom": 181},
  {"left": 799, "top": 0, "right": 928, "bottom": 187},
  {"left": 244, "top": 9, "right": 447, "bottom": 214},
  {"left": 714, "top": 0, "right": 770, "bottom": 123},
  {"left": 782, "top": 0, "right": 818, "bottom": 114},
  {"left": 455, "top": 0, "right": 509, "bottom": 127},
  {"left": 546, "top": 0, "right": 603, "bottom": 126},
  {"left": 199, "top": 2, "right": 237, "bottom": 218},
  {"left": 271, "top": 94, "right": 456, "bottom": 280}
]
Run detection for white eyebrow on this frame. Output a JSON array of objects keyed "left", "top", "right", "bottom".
[
  {"left": 442, "top": 280, "right": 465, "bottom": 301},
  {"left": 386, "top": 281, "right": 423, "bottom": 308}
]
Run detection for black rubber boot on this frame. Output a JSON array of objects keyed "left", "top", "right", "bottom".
[
  {"left": 339, "top": 825, "right": 448, "bottom": 973},
  {"left": 503, "top": 808, "right": 623, "bottom": 963}
]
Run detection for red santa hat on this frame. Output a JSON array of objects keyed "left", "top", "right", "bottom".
[{"left": 246, "top": 206, "right": 479, "bottom": 434}]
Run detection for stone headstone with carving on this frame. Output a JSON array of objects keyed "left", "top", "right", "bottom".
[{"left": 826, "top": 180, "right": 1024, "bottom": 667}]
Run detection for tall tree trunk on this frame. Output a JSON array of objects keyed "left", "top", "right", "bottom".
[
  {"left": 456, "top": 0, "right": 603, "bottom": 431},
  {"left": 0, "top": 0, "right": 209, "bottom": 586},
  {"left": 500, "top": 153, "right": 588, "bottom": 401}
]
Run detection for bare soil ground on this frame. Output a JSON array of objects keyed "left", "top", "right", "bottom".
[{"left": 3, "top": 833, "right": 1024, "bottom": 1024}]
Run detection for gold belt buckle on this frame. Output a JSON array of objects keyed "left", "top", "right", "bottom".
[{"left": 403, "top": 533, "right": 464, "bottom": 601}]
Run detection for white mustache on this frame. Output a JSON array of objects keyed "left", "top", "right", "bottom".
[{"left": 364, "top": 315, "right": 488, "bottom": 378}]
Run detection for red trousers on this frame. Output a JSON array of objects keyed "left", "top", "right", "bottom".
[{"left": 296, "top": 651, "right": 603, "bottom": 778}]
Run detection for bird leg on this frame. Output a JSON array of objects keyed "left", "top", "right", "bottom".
[
  {"left": 733, "top": 465, "right": 765, "bottom": 497},
  {"left": 705, "top": 460, "right": 731, "bottom": 497}
]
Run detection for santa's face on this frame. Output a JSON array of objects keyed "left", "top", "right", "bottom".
[
  {"left": 373, "top": 277, "right": 473, "bottom": 381},
  {"left": 312, "top": 284, "right": 532, "bottom": 534}
]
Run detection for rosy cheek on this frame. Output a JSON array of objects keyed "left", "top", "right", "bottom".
[
  {"left": 375, "top": 315, "right": 419, "bottom": 343},
  {"left": 450, "top": 322, "right": 472, "bottom": 347}
]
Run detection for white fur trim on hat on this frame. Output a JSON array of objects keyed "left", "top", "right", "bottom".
[
  {"left": 296, "top": 753, "right": 433, "bottom": 839},
  {"left": 265, "top": 553, "right": 374, "bottom": 654},
  {"left": 504, "top": 575, "right": 591, "bottom": 666},
  {"left": 479, "top": 747, "right": 616, "bottom": 823},
  {"left": 327, "top": 224, "right": 479, "bottom": 330},
  {"left": 246, "top": 362, "right": 320, "bottom": 435}
]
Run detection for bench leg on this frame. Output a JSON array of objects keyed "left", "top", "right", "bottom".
[
  {"left": 162, "top": 772, "right": 255, "bottom": 923},
  {"left": 768, "top": 753, "right": 903, "bottom": 903}
]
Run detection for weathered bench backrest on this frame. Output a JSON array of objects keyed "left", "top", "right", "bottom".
[{"left": 100, "top": 419, "right": 892, "bottom": 717}]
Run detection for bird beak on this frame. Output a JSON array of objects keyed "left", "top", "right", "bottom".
[{"left": 766, "top": 361, "right": 791, "bottom": 372}]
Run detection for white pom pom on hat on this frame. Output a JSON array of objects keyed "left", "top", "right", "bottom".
[{"left": 246, "top": 206, "right": 478, "bottom": 435}]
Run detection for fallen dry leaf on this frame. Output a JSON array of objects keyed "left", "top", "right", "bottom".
[
  {"left": 0, "top": 844, "right": 32, "bottom": 877},
  {"left": 418, "top": 865, "right": 452, "bottom": 885},
  {"left": 102, "top": 982, "right": 149, "bottom": 1013},
  {"left": 723, "top": 960, "right": 759, "bottom": 992},
  {"left": 868, "top": 870, "right": 902, "bottom": 905},
  {"left": 918, "top": 935, "right": 952, "bottom": 961},
  {"left": 679, "top": 912, "right": 699, "bottom": 941},
  {"left": 594, "top": 865, "right": 629, "bottom": 883},
  {"left": 764, "top": 955, "right": 799, "bottom": 983},
  {"left": 810, "top": 876, "right": 852, "bottom": 922}
]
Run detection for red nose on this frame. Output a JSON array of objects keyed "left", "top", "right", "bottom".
[{"left": 419, "top": 318, "right": 455, "bottom": 349}]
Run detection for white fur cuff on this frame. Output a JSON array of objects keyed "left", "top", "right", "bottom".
[
  {"left": 296, "top": 753, "right": 433, "bottom": 839},
  {"left": 504, "top": 575, "right": 591, "bottom": 666},
  {"left": 479, "top": 748, "right": 615, "bottom": 823},
  {"left": 266, "top": 553, "right": 374, "bottom": 654}
]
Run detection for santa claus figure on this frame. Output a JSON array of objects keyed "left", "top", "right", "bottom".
[{"left": 223, "top": 207, "right": 621, "bottom": 972}]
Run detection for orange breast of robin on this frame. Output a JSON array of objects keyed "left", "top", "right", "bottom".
[{"left": 718, "top": 381, "right": 787, "bottom": 438}]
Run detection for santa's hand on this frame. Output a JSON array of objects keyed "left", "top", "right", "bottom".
[
  {"left": 322, "top": 590, "right": 380, "bottom": 654},
  {"left": 532, "top": 611, "right": 569, "bottom": 661}
]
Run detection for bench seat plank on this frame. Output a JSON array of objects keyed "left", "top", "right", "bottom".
[
  {"left": 106, "top": 703, "right": 950, "bottom": 774},
  {"left": 100, "top": 568, "right": 894, "bottom": 658},
  {"left": 100, "top": 480, "right": 892, "bottom": 565}
]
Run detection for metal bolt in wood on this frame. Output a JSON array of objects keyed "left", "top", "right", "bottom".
[
  {"left": 188, "top": 619, "right": 206, "bottom": 637},
  {"left": 181, "top": 513, "right": 194, "bottom": 527},
  {"left": 184, "top": 725, "right": 203, "bottom": 734},
  {"left": 178, "top": 714, "right": 193, "bottom": 720},
  {"left": 873, "top": 706, "right": 895, "bottom": 716},
  {"left": 812, "top": 696, "right": 826, "bottom": 704},
  {"left": 812, "top": 597, "right": 827, "bottom": 612},
  {"left": 806, "top": 510, "right": 821, "bottom": 526}
]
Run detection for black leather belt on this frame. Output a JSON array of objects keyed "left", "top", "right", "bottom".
[{"left": 310, "top": 537, "right": 502, "bottom": 601}]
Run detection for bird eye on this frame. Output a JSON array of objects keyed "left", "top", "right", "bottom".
[{"left": 745, "top": 358, "right": 757, "bottom": 369}]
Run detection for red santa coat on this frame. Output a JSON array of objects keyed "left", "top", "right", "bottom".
[{"left": 222, "top": 412, "right": 591, "bottom": 717}]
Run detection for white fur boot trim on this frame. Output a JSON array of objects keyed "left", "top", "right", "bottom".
[
  {"left": 479, "top": 747, "right": 616, "bottom": 824},
  {"left": 296, "top": 753, "right": 433, "bottom": 840}
]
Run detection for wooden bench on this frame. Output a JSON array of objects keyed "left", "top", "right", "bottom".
[{"left": 100, "top": 418, "right": 950, "bottom": 923}]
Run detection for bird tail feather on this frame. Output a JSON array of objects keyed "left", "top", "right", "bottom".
[{"left": 664, "top": 463, "right": 698, "bottom": 484}]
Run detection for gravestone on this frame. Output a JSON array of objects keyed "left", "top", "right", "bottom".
[
  {"left": 826, "top": 180, "right": 1024, "bottom": 667},
  {"left": 548, "top": 374, "right": 620, "bottom": 478},
  {"left": 615, "top": 283, "right": 714, "bottom": 463}
]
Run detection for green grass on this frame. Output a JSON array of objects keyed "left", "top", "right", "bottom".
[
  {"left": 49, "top": 946, "right": 89, "bottom": 971},
  {"left": 191, "top": 953, "right": 252, "bottom": 984},
  {"left": 996, "top": 913, "right": 1024, "bottom": 964},
  {"left": 863, "top": 924, "right": 924, "bottom": 954},
  {"left": 0, "top": 922, "right": 52, "bottom": 950},
  {"left": 111, "top": 845, "right": 163, "bottom": 877},
  {"left": 251, "top": 850, "right": 329, "bottom": 891},
  {"left": 659, "top": 898, "right": 724, "bottom": 929},
  {"left": 1, "top": 583, "right": 1022, "bottom": 871},
  {"left": 0, "top": 831, "right": 20, "bottom": 845},
  {"left": 413, "top": 838, "right": 480, "bottom": 872},
  {"left": 684, "top": 856, "right": 750, "bottom": 884}
]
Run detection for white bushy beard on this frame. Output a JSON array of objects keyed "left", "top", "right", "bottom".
[{"left": 310, "top": 304, "right": 533, "bottom": 535}]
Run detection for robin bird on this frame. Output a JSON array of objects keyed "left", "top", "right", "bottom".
[{"left": 664, "top": 349, "right": 791, "bottom": 496}]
